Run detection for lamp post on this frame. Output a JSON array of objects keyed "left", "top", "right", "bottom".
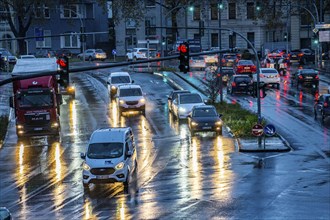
[{"left": 218, "top": 0, "right": 223, "bottom": 102}]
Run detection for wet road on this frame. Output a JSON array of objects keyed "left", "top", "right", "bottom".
[{"left": 0, "top": 65, "right": 329, "bottom": 219}]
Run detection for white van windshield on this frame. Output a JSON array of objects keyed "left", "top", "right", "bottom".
[{"left": 87, "top": 143, "right": 123, "bottom": 159}]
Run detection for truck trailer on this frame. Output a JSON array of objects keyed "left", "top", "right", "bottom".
[{"left": 9, "top": 58, "right": 62, "bottom": 140}]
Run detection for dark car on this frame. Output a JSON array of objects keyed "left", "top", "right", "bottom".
[
  {"left": 0, "top": 207, "right": 12, "bottom": 220},
  {"left": 55, "top": 49, "right": 73, "bottom": 58},
  {"left": 227, "top": 75, "right": 253, "bottom": 95},
  {"left": 221, "top": 53, "right": 237, "bottom": 68},
  {"left": 188, "top": 105, "right": 223, "bottom": 136},
  {"left": 0, "top": 48, "right": 17, "bottom": 65},
  {"left": 233, "top": 59, "right": 257, "bottom": 75},
  {"left": 291, "top": 69, "right": 319, "bottom": 88},
  {"left": 167, "top": 90, "right": 190, "bottom": 112},
  {"left": 288, "top": 49, "right": 314, "bottom": 64},
  {"left": 314, "top": 94, "right": 330, "bottom": 121}
]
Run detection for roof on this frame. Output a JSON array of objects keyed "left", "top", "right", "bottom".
[
  {"left": 12, "top": 57, "right": 58, "bottom": 75},
  {"left": 110, "top": 72, "right": 130, "bottom": 77},
  {"left": 90, "top": 127, "right": 131, "bottom": 143}
]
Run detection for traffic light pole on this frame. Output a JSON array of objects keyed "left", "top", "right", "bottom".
[{"left": 218, "top": 1, "right": 223, "bottom": 103}]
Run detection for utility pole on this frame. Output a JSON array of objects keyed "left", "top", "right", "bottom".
[{"left": 218, "top": 1, "right": 223, "bottom": 102}]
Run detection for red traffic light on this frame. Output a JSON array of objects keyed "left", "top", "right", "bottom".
[
  {"left": 57, "top": 58, "right": 67, "bottom": 68},
  {"left": 178, "top": 44, "right": 188, "bottom": 53}
]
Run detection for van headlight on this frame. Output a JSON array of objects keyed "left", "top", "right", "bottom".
[
  {"left": 51, "top": 122, "right": 59, "bottom": 128},
  {"left": 191, "top": 121, "right": 198, "bottom": 126},
  {"left": 179, "top": 107, "right": 186, "bottom": 113},
  {"left": 111, "top": 86, "right": 116, "bottom": 90},
  {"left": 82, "top": 162, "right": 90, "bottom": 171},
  {"left": 17, "top": 124, "right": 24, "bottom": 129},
  {"left": 215, "top": 120, "right": 222, "bottom": 126},
  {"left": 115, "top": 162, "right": 125, "bottom": 170},
  {"left": 140, "top": 98, "right": 146, "bottom": 103},
  {"left": 119, "top": 99, "right": 125, "bottom": 105}
]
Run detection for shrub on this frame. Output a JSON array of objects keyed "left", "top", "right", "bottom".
[
  {"left": 0, "top": 115, "right": 9, "bottom": 145},
  {"left": 215, "top": 101, "right": 266, "bottom": 138}
]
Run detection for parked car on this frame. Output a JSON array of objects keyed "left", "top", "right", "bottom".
[
  {"left": 35, "top": 49, "right": 56, "bottom": 58},
  {"left": 0, "top": 207, "right": 12, "bottom": 220},
  {"left": 0, "top": 48, "right": 17, "bottom": 65},
  {"left": 188, "top": 105, "right": 223, "bottom": 136},
  {"left": 221, "top": 53, "right": 237, "bottom": 69},
  {"left": 227, "top": 75, "right": 253, "bottom": 95},
  {"left": 233, "top": 59, "right": 257, "bottom": 75},
  {"left": 314, "top": 94, "right": 330, "bottom": 121},
  {"left": 19, "top": 55, "right": 36, "bottom": 59},
  {"left": 126, "top": 48, "right": 149, "bottom": 61},
  {"left": 172, "top": 93, "right": 205, "bottom": 119},
  {"left": 116, "top": 84, "right": 146, "bottom": 115},
  {"left": 167, "top": 90, "right": 191, "bottom": 112},
  {"left": 203, "top": 51, "right": 218, "bottom": 64},
  {"left": 291, "top": 69, "right": 319, "bottom": 88},
  {"left": 107, "top": 72, "right": 134, "bottom": 98},
  {"left": 189, "top": 56, "right": 206, "bottom": 70},
  {"left": 253, "top": 68, "right": 280, "bottom": 89},
  {"left": 80, "top": 127, "right": 138, "bottom": 193},
  {"left": 55, "top": 49, "right": 73, "bottom": 58},
  {"left": 288, "top": 49, "right": 303, "bottom": 64},
  {"left": 78, "top": 49, "right": 107, "bottom": 61}
]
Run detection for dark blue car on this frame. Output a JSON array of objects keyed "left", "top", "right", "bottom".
[{"left": 188, "top": 105, "right": 223, "bottom": 136}]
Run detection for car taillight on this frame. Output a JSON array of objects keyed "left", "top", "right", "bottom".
[
  {"left": 298, "top": 53, "right": 303, "bottom": 57},
  {"left": 315, "top": 75, "right": 319, "bottom": 80},
  {"left": 276, "top": 74, "right": 280, "bottom": 78},
  {"left": 237, "top": 66, "right": 243, "bottom": 73},
  {"left": 324, "top": 102, "right": 328, "bottom": 107},
  {"left": 137, "top": 52, "right": 142, "bottom": 54},
  {"left": 251, "top": 65, "right": 257, "bottom": 72},
  {"left": 298, "top": 75, "right": 303, "bottom": 79},
  {"left": 232, "top": 82, "right": 236, "bottom": 87},
  {"left": 222, "top": 58, "right": 226, "bottom": 63},
  {"left": 260, "top": 74, "right": 265, "bottom": 78}
]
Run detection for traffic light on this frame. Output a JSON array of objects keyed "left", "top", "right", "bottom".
[
  {"left": 256, "top": 2, "right": 261, "bottom": 11},
  {"left": 178, "top": 42, "right": 190, "bottom": 73},
  {"left": 219, "top": 1, "right": 224, "bottom": 9},
  {"left": 57, "top": 56, "right": 69, "bottom": 87},
  {"left": 313, "top": 33, "right": 319, "bottom": 44},
  {"left": 199, "top": 20, "right": 204, "bottom": 37},
  {"left": 284, "top": 32, "right": 287, "bottom": 40}
]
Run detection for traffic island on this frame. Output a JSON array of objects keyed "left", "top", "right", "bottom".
[{"left": 237, "top": 135, "right": 292, "bottom": 152}]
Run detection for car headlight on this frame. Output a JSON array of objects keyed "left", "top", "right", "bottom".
[
  {"left": 115, "top": 162, "right": 125, "bottom": 170},
  {"left": 179, "top": 107, "right": 186, "bottom": 113},
  {"left": 191, "top": 121, "right": 198, "bottom": 126},
  {"left": 140, "top": 98, "right": 146, "bottom": 103},
  {"left": 119, "top": 99, "right": 125, "bottom": 104},
  {"left": 51, "top": 122, "right": 59, "bottom": 128},
  {"left": 111, "top": 86, "right": 116, "bottom": 90},
  {"left": 215, "top": 120, "right": 222, "bottom": 126},
  {"left": 68, "top": 86, "right": 75, "bottom": 91},
  {"left": 82, "top": 162, "right": 90, "bottom": 171},
  {"left": 17, "top": 124, "right": 24, "bottom": 129}
]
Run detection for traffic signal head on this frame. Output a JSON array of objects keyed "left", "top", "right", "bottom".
[
  {"left": 256, "top": 2, "right": 261, "bottom": 11},
  {"left": 57, "top": 56, "right": 69, "bottom": 87},
  {"left": 178, "top": 43, "right": 190, "bottom": 73}
]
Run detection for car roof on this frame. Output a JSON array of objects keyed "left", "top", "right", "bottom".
[
  {"left": 90, "top": 127, "right": 131, "bottom": 143},
  {"left": 110, "top": 72, "right": 130, "bottom": 77},
  {"left": 298, "top": 69, "right": 316, "bottom": 73}
]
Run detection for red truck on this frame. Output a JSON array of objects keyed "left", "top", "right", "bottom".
[{"left": 9, "top": 58, "right": 62, "bottom": 140}]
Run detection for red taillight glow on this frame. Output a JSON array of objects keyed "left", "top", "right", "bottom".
[
  {"left": 298, "top": 75, "right": 303, "bottom": 79},
  {"left": 315, "top": 75, "right": 319, "bottom": 80},
  {"left": 298, "top": 53, "right": 303, "bottom": 57},
  {"left": 232, "top": 82, "right": 236, "bottom": 87},
  {"left": 237, "top": 66, "right": 243, "bottom": 73},
  {"left": 222, "top": 58, "right": 226, "bottom": 63},
  {"left": 260, "top": 74, "right": 265, "bottom": 78},
  {"left": 251, "top": 65, "right": 257, "bottom": 73},
  {"left": 324, "top": 102, "right": 328, "bottom": 107}
]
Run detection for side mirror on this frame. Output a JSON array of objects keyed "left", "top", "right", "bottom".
[
  {"left": 218, "top": 113, "right": 223, "bottom": 118},
  {"left": 107, "top": 81, "right": 110, "bottom": 85},
  {"left": 126, "top": 150, "right": 133, "bottom": 157},
  {"left": 167, "top": 95, "right": 172, "bottom": 100},
  {"left": 80, "top": 152, "right": 86, "bottom": 159},
  {"left": 57, "top": 94, "right": 63, "bottom": 105},
  {"left": 9, "top": 96, "right": 13, "bottom": 108},
  {"left": 131, "top": 80, "right": 134, "bottom": 83}
]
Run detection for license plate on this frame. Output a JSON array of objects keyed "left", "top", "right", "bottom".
[
  {"left": 34, "top": 128, "right": 42, "bottom": 131},
  {"left": 96, "top": 175, "right": 109, "bottom": 179},
  {"left": 292, "top": 55, "right": 296, "bottom": 57},
  {"left": 244, "top": 67, "right": 250, "bottom": 69},
  {"left": 305, "top": 76, "right": 312, "bottom": 79},
  {"left": 202, "top": 126, "right": 212, "bottom": 129},
  {"left": 239, "top": 83, "right": 247, "bottom": 86}
]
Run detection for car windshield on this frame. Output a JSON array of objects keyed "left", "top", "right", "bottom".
[
  {"left": 87, "top": 142, "right": 123, "bottom": 159},
  {"left": 238, "top": 60, "right": 253, "bottom": 65},
  {"left": 120, "top": 88, "right": 142, "bottom": 97},
  {"left": 301, "top": 70, "right": 316, "bottom": 74},
  {"left": 95, "top": 49, "right": 104, "bottom": 53},
  {"left": 193, "top": 108, "right": 217, "bottom": 117},
  {"left": 19, "top": 92, "right": 53, "bottom": 108},
  {"left": 235, "top": 77, "right": 251, "bottom": 83},
  {"left": 111, "top": 76, "right": 130, "bottom": 84},
  {"left": 180, "top": 94, "right": 202, "bottom": 104}
]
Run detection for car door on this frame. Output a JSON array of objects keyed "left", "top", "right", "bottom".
[{"left": 172, "top": 97, "right": 179, "bottom": 117}]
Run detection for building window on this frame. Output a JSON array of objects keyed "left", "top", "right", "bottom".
[
  {"left": 228, "top": 3, "right": 236, "bottom": 19},
  {"left": 229, "top": 33, "right": 236, "bottom": 48},
  {"left": 211, "top": 4, "right": 218, "bottom": 20},
  {"left": 145, "top": 17, "right": 156, "bottom": 36},
  {"left": 193, "top": 5, "right": 201, "bottom": 20},
  {"left": 247, "top": 32, "right": 255, "bottom": 48},
  {"left": 300, "top": 11, "right": 313, "bottom": 26},
  {"left": 247, "top": 2, "right": 255, "bottom": 19},
  {"left": 60, "top": 4, "right": 85, "bottom": 19},
  {"left": 36, "top": 30, "right": 51, "bottom": 48},
  {"left": 34, "top": 4, "right": 50, "bottom": 19},
  {"left": 211, "top": 33, "right": 218, "bottom": 47},
  {"left": 61, "top": 32, "right": 80, "bottom": 48},
  {"left": 145, "top": 0, "right": 155, "bottom": 7}
]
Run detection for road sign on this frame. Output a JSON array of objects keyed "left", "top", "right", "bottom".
[
  {"left": 319, "top": 31, "right": 330, "bottom": 42},
  {"left": 252, "top": 124, "right": 264, "bottom": 136},
  {"left": 315, "top": 23, "right": 330, "bottom": 29},
  {"left": 112, "top": 49, "right": 117, "bottom": 55},
  {"left": 264, "top": 124, "right": 276, "bottom": 137}
]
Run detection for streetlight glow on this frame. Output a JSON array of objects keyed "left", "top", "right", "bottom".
[{"left": 188, "top": 6, "right": 194, "bottom": 12}]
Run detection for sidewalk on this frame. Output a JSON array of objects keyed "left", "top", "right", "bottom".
[
  {"left": 156, "top": 71, "right": 291, "bottom": 152},
  {"left": 0, "top": 72, "right": 12, "bottom": 117}
]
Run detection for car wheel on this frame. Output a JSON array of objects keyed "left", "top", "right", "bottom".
[
  {"left": 83, "top": 183, "right": 90, "bottom": 192},
  {"left": 142, "top": 109, "right": 146, "bottom": 116},
  {"left": 190, "top": 129, "right": 195, "bottom": 136},
  {"left": 276, "top": 83, "right": 280, "bottom": 89},
  {"left": 88, "top": 56, "right": 93, "bottom": 62}
]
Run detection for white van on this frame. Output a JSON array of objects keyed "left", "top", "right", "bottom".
[
  {"left": 107, "top": 72, "right": 134, "bottom": 98},
  {"left": 81, "top": 127, "right": 138, "bottom": 192}
]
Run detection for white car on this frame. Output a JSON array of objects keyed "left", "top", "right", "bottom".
[
  {"left": 107, "top": 72, "right": 134, "bottom": 98},
  {"left": 19, "top": 55, "right": 36, "bottom": 59},
  {"left": 81, "top": 127, "right": 138, "bottom": 193},
  {"left": 77, "top": 49, "right": 107, "bottom": 61},
  {"left": 116, "top": 84, "right": 146, "bottom": 115},
  {"left": 172, "top": 93, "right": 206, "bottom": 119},
  {"left": 126, "top": 48, "right": 149, "bottom": 61},
  {"left": 253, "top": 68, "right": 280, "bottom": 89},
  {"left": 189, "top": 56, "right": 206, "bottom": 70}
]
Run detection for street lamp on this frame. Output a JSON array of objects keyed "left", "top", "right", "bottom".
[{"left": 218, "top": 0, "right": 223, "bottom": 102}]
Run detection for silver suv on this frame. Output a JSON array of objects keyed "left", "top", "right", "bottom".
[
  {"left": 77, "top": 49, "right": 107, "bottom": 61},
  {"left": 116, "top": 84, "right": 146, "bottom": 116}
]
